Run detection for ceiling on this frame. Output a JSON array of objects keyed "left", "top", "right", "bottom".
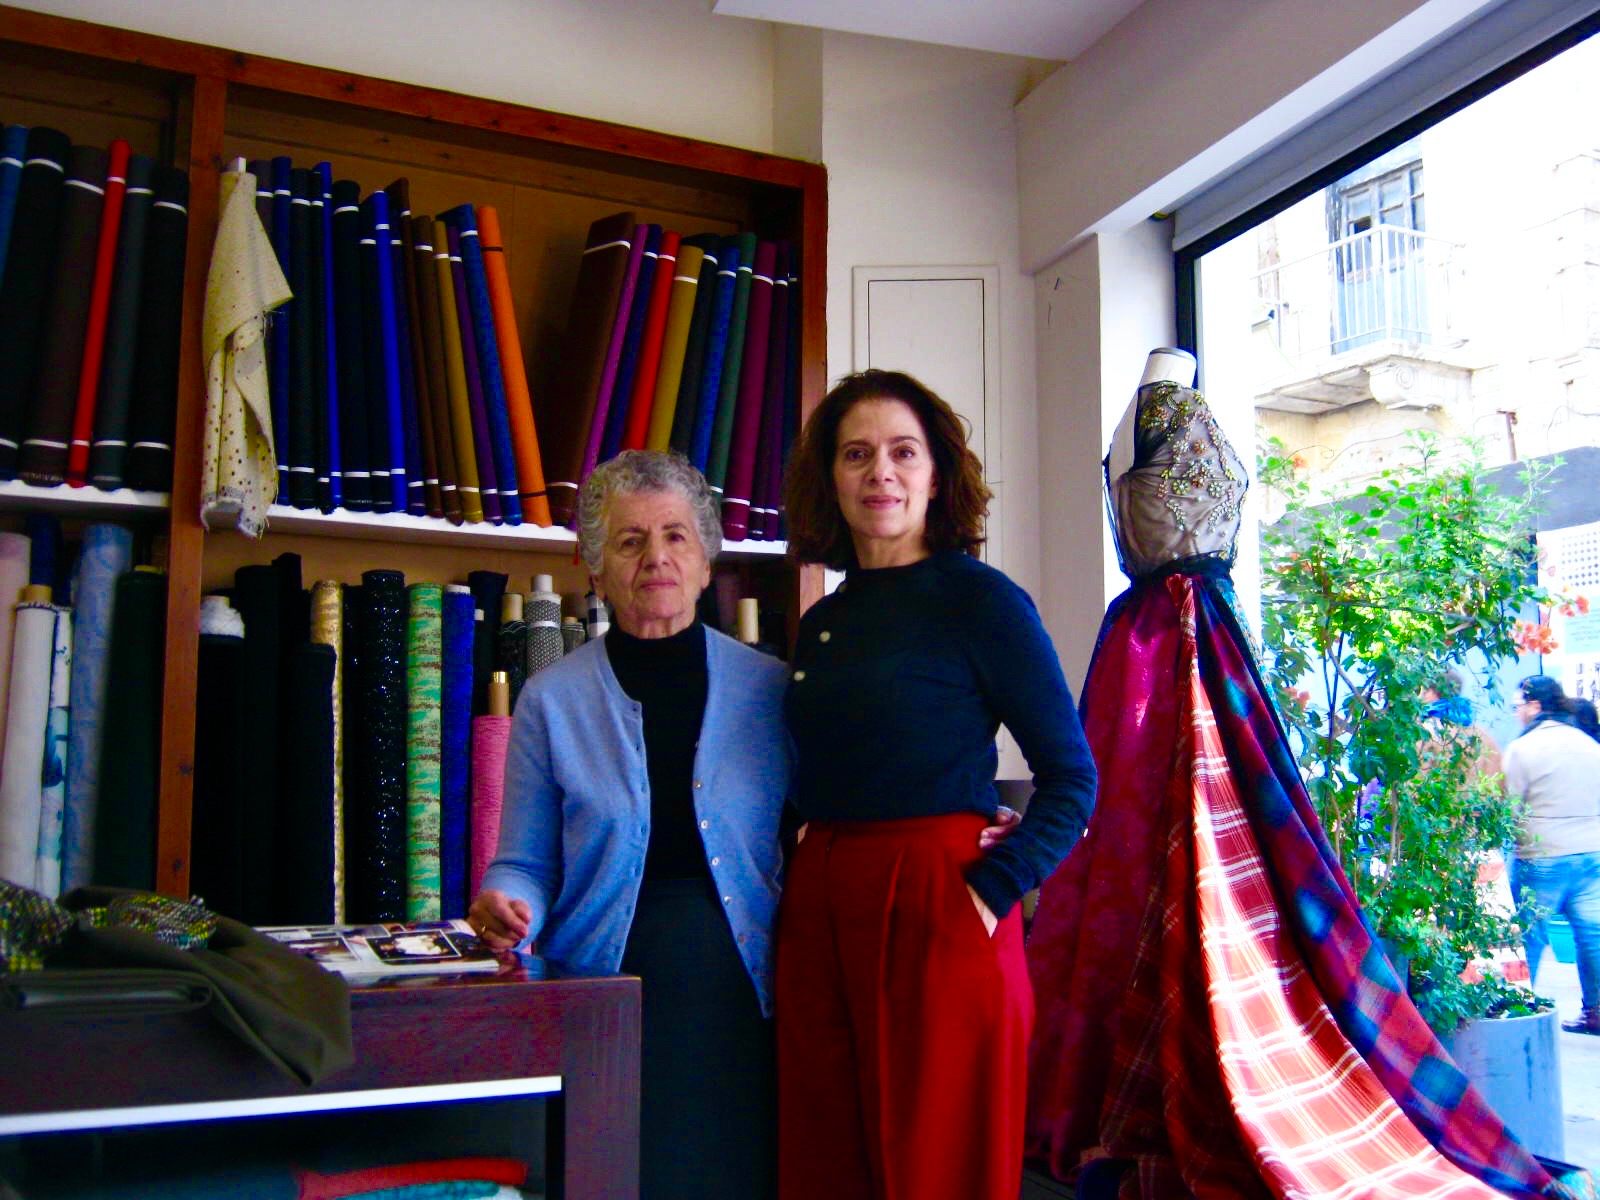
[{"left": 709, "top": 0, "right": 1144, "bottom": 61}]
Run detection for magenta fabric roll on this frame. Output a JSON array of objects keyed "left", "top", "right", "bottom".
[{"left": 469, "top": 713, "right": 512, "bottom": 900}]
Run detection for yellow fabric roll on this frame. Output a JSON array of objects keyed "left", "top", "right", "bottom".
[
  {"left": 310, "top": 580, "right": 345, "bottom": 923},
  {"left": 645, "top": 243, "right": 704, "bottom": 452}
]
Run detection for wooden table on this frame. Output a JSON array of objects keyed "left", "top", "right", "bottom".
[{"left": 0, "top": 962, "right": 641, "bottom": 1199}]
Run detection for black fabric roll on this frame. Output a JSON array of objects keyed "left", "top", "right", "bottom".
[
  {"left": 285, "top": 167, "right": 317, "bottom": 509},
  {"left": 350, "top": 569, "right": 407, "bottom": 922},
  {"left": 91, "top": 569, "right": 167, "bottom": 890},
  {"left": 21, "top": 143, "right": 108, "bottom": 486},
  {"left": 496, "top": 618, "right": 528, "bottom": 711},
  {"left": 90, "top": 153, "right": 155, "bottom": 489},
  {"left": 0, "top": 126, "right": 71, "bottom": 480},
  {"left": 466, "top": 570, "right": 507, "bottom": 717},
  {"left": 330, "top": 179, "right": 371, "bottom": 512},
  {"left": 278, "top": 641, "right": 336, "bottom": 924},
  {"left": 232, "top": 564, "right": 281, "bottom": 926},
  {"left": 249, "top": 158, "right": 273, "bottom": 235},
  {"left": 191, "top": 630, "right": 246, "bottom": 920},
  {"left": 273, "top": 551, "right": 309, "bottom": 650},
  {"left": 384, "top": 181, "right": 427, "bottom": 517},
  {"left": 358, "top": 197, "right": 394, "bottom": 513},
  {"left": 122, "top": 165, "right": 189, "bottom": 492},
  {"left": 668, "top": 233, "right": 722, "bottom": 456},
  {"left": 309, "top": 171, "right": 333, "bottom": 513}
]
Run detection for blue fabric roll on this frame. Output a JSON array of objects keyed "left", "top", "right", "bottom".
[
  {"left": 61, "top": 522, "right": 133, "bottom": 891},
  {"left": 689, "top": 236, "right": 742, "bottom": 472},
  {"left": 601, "top": 223, "right": 662, "bottom": 464},
  {"left": 364, "top": 192, "right": 408, "bottom": 513},
  {"left": 316, "top": 163, "right": 342, "bottom": 511},
  {"left": 0, "top": 124, "right": 28, "bottom": 293},
  {"left": 445, "top": 205, "right": 521, "bottom": 524},
  {"left": 389, "top": 191, "right": 426, "bottom": 517},
  {"left": 269, "top": 156, "right": 293, "bottom": 499},
  {"left": 440, "top": 584, "right": 475, "bottom": 918},
  {"left": 24, "top": 514, "right": 62, "bottom": 597}
]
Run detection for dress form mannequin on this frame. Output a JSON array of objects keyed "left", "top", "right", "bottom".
[{"left": 1138, "top": 346, "right": 1196, "bottom": 389}]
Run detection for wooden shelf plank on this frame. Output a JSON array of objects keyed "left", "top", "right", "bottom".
[{"left": 0, "top": 478, "right": 168, "bottom": 519}]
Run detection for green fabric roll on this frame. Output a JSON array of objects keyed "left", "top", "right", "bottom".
[
  {"left": 706, "top": 231, "right": 759, "bottom": 491},
  {"left": 405, "top": 583, "right": 443, "bottom": 920}
]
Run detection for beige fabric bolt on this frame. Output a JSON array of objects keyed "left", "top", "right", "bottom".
[{"left": 201, "top": 168, "right": 291, "bottom": 538}]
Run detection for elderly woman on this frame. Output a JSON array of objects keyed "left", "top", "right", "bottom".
[{"left": 470, "top": 449, "right": 790, "bottom": 1199}]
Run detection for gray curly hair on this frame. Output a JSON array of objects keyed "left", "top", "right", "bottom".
[{"left": 576, "top": 450, "right": 722, "bottom": 576}]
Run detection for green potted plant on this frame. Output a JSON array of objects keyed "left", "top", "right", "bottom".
[{"left": 1256, "top": 432, "right": 1566, "bottom": 1155}]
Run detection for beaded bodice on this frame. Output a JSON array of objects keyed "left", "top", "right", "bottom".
[{"left": 1104, "top": 381, "right": 1247, "bottom": 579}]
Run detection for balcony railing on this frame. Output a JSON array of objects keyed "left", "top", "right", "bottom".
[{"left": 1252, "top": 225, "right": 1462, "bottom": 364}]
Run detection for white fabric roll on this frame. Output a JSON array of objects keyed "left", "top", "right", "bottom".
[
  {"left": 35, "top": 607, "right": 71, "bottom": 895},
  {"left": 0, "top": 599, "right": 57, "bottom": 886},
  {"left": 0, "top": 532, "right": 30, "bottom": 767}
]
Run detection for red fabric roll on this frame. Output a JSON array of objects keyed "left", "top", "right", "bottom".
[
  {"left": 719, "top": 240, "right": 777, "bottom": 540},
  {"left": 469, "top": 713, "right": 512, "bottom": 899},
  {"left": 296, "top": 1156, "right": 527, "bottom": 1199},
  {"left": 66, "top": 138, "right": 130, "bottom": 487},
  {"left": 621, "top": 229, "right": 681, "bottom": 452}
]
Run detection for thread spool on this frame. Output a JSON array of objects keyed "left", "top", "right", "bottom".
[{"left": 736, "top": 597, "right": 760, "bottom": 646}]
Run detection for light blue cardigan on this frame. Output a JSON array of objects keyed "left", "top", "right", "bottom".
[{"left": 481, "top": 626, "right": 793, "bottom": 1015}]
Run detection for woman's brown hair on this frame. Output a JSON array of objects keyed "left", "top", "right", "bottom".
[{"left": 784, "top": 369, "right": 991, "bottom": 569}]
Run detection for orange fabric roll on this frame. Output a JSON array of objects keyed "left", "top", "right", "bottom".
[{"left": 477, "top": 207, "right": 552, "bottom": 526}]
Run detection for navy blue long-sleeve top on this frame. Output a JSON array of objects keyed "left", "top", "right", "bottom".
[{"left": 784, "top": 549, "right": 1097, "bottom": 917}]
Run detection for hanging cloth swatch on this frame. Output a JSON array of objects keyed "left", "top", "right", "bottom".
[
  {"left": 539, "top": 211, "right": 637, "bottom": 524},
  {"left": 469, "top": 712, "right": 512, "bottom": 904},
  {"left": 200, "top": 166, "right": 292, "bottom": 537},
  {"left": 330, "top": 179, "right": 371, "bottom": 513},
  {"left": 477, "top": 205, "right": 551, "bottom": 524},
  {"left": 0, "top": 126, "right": 71, "bottom": 480},
  {"left": 62, "top": 138, "right": 130, "bottom": 487},
  {"left": 440, "top": 584, "right": 474, "bottom": 918},
  {"left": 405, "top": 583, "right": 443, "bottom": 921},
  {"left": 192, "top": 602, "right": 247, "bottom": 920},
  {"left": 88, "top": 153, "right": 155, "bottom": 490},
  {"left": 0, "top": 531, "right": 30, "bottom": 767},
  {"left": 0, "top": 123, "right": 30, "bottom": 289},
  {"left": 411, "top": 216, "right": 463, "bottom": 524},
  {"left": 668, "top": 235, "right": 721, "bottom": 456},
  {"left": 688, "top": 236, "right": 742, "bottom": 472},
  {"left": 90, "top": 567, "right": 166, "bottom": 891},
  {"left": 388, "top": 181, "right": 442, "bottom": 519},
  {"left": 280, "top": 641, "right": 336, "bottom": 925},
  {"left": 351, "top": 569, "right": 408, "bottom": 923},
  {"left": 0, "top": 588, "right": 57, "bottom": 887},
  {"left": 579, "top": 224, "right": 646, "bottom": 489},
  {"left": 446, "top": 205, "right": 521, "bottom": 524},
  {"left": 310, "top": 581, "right": 346, "bottom": 922},
  {"left": 600, "top": 223, "right": 662, "bottom": 465},
  {"left": 121, "top": 165, "right": 190, "bottom": 492},
  {"left": 706, "top": 231, "right": 760, "bottom": 493},
  {"left": 34, "top": 606, "right": 71, "bottom": 896},
  {"left": 62, "top": 523, "right": 133, "bottom": 892},
  {"left": 445, "top": 222, "right": 502, "bottom": 525},
  {"left": 645, "top": 239, "right": 703, "bottom": 452},
  {"left": 431, "top": 217, "right": 484, "bottom": 523},
  {"left": 720, "top": 239, "right": 777, "bottom": 539}
]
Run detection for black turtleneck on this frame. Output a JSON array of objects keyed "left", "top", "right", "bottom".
[{"left": 605, "top": 621, "right": 712, "bottom": 881}]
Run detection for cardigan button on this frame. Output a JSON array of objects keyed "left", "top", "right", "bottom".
[
  {"left": 793, "top": 670, "right": 806, "bottom": 681},
  {"left": 711, "top": 856, "right": 721, "bottom": 867},
  {"left": 818, "top": 631, "right": 831, "bottom": 643},
  {"left": 700, "top": 819, "right": 710, "bottom": 830}
]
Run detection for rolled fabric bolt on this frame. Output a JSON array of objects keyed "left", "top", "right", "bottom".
[
  {"left": 736, "top": 598, "right": 760, "bottom": 646},
  {"left": 561, "top": 616, "right": 586, "bottom": 655},
  {"left": 526, "top": 574, "right": 562, "bottom": 677}
]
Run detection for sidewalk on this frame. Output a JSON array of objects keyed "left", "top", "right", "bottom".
[{"left": 1535, "top": 952, "right": 1600, "bottom": 1170}]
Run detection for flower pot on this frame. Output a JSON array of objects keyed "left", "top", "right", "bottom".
[{"left": 1440, "top": 1008, "right": 1564, "bottom": 1160}]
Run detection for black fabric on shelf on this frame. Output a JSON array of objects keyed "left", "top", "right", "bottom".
[
  {"left": 330, "top": 179, "right": 371, "bottom": 513},
  {"left": 350, "top": 569, "right": 408, "bottom": 922},
  {"left": 278, "top": 642, "right": 337, "bottom": 925},
  {"left": 467, "top": 570, "right": 508, "bottom": 717},
  {"left": 231, "top": 564, "right": 282, "bottom": 926},
  {"left": 122, "top": 164, "right": 189, "bottom": 492},
  {"left": 191, "top": 630, "right": 246, "bottom": 921},
  {"left": 359, "top": 195, "right": 394, "bottom": 513},
  {"left": 285, "top": 166, "right": 317, "bottom": 509}
]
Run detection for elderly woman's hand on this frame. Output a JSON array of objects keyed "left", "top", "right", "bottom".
[
  {"left": 978, "top": 805, "right": 1020, "bottom": 850},
  {"left": 468, "top": 889, "right": 533, "bottom": 952}
]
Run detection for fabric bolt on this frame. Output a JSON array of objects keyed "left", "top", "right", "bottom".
[
  {"left": 90, "top": 568, "right": 166, "bottom": 891},
  {"left": 317, "top": 163, "right": 341, "bottom": 510},
  {"left": 330, "top": 179, "right": 372, "bottom": 512},
  {"left": 295, "top": 1158, "right": 527, "bottom": 1200},
  {"left": 88, "top": 152, "right": 154, "bottom": 490},
  {"left": 561, "top": 615, "right": 587, "bottom": 655},
  {"left": 468, "top": 714, "right": 512, "bottom": 924},
  {"left": 706, "top": 231, "right": 759, "bottom": 491},
  {"left": 495, "top": 616, "right": 528, "bottom": 712},
  {"left": 446, "top": 222, "right": 502, "bottom": 524},
  {"left": 688, "top": 235, "right": 743, "bottom": 473},
  {"left": 0, "top": 594, "right": 57, "bottom": 887},
  {"left": 388, "top": 181, "right": 441, "bottom": 519},
  {"left": 383, "top": 182, "right": 426, "bottom": 517},
  {"left": 122, "top": 164, "right": 189, "bottom": 492},
  {"left": 776, "top": 253, "right": 802, "bottom": 541},
  {"left": 309, "top": 581, "right": 346, "bottom": 922},
  {"left": 304, "top": 169, "right": 333, "bottom": 512},
  {"left": 21, "top": 141, "right": 109, "bottom": 486},
  {"left": 669, "top": 234, "right": 722, "bottom": 456},
  {"left": 412, "top": 216, "right": 463, "bottom": 523},
  {"left": 63, "top": 138, "right": 130, "bottom": 487},
  {"left": 350, "top": 569, "right": 409, "bottom": 923},
  {"left": 279, "top": 642, "right": 336, "bottom": 925},
  {"left": 751, "top": 243, "right": 792, "bottom": 540},
  {"left": 231, "top": 564, "right": 282, "bottom": 925},
  {"left": 260, "top": 156, "right": 291, "bottom": 499},
  {"left": 192, "top": 627, "right": 247, "bottom": 920},
  {"left": 645, "top": 239, "right": 704, "bottom": 452},
  {"left": 405, "top": 583, "right": 444, "bottom": 921},
  {"left": 579, "top": 223, "right": 647, "bottom": 489},
  {"left": 200, "top": 167, "right": 291, "bottom": 538},
  {"left": 283, "top": 167, "right": 318, "bottom": 508},
  {"left": 446, "top": 205, "right": 521, "bottom": 524},
  {"left": 477, "top": 205, "right": 551, "bottom": 524},
  {"left": 599, "top": 223, "right": 662, "bottom": 465},
  {"left": 0, "top": 532, "right": 26, "bottom": 768},
  {"left": 432, "top": 217, "right": 484, "bottom": 523},
  {"left": 539, "top": 210, "right": 636, "bottom": 524},
  {"left": 621, "top": 229, "right": 681, "bottom": 452},
  {"left": 0, "top": 126, "right": 70, "bottom": 480},
  {"left": 467, "top": 570, "right": 508, "bottom": 717},
  {"left": 720, "top": 240, "right": 777, "bottom": 539},
  {"left": 525, "top": 585, "right": 563, "bottom": 679},
  {"left": 360, "top": 191, "right": 403, "bottom": 512},
  {"left": 34, "top": 607, "right": 71, "bottom": 896},
  {"left": 0, "top": 124, "right": 29, "bottom": 292},
  {"left": 441, "top": 584, "right": 474, "bottom": 916},
  {"left": 24, "top": 513, "right": 60, "bottom": 595},
  {"left": 61, "top": 522, "right": 131, "bottom": 891}
]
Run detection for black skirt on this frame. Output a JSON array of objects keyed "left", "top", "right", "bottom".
[{"left": 622, "top": 874, "right": 775, "bottom": 1200}]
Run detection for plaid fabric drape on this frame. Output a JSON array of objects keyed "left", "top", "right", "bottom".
[{"left": 1026, "top": 570, "right": 1562, "bottom": 1200}]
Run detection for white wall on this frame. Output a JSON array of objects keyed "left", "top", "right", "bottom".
[{"left": 12, "top": 0, "right": 779, "bottom": 153}]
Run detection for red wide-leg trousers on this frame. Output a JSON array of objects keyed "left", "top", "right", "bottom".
[{"left": 775, "top": 813, "right": 1034, "bottom": 1200}]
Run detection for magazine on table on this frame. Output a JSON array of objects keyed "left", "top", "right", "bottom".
[{"left": 257, "top": 918, "right": 504, "bottom": 978}]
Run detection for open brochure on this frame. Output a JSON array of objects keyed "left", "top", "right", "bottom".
[{"left": 258, "top": 918, "right": 503, "bottom": 978}]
